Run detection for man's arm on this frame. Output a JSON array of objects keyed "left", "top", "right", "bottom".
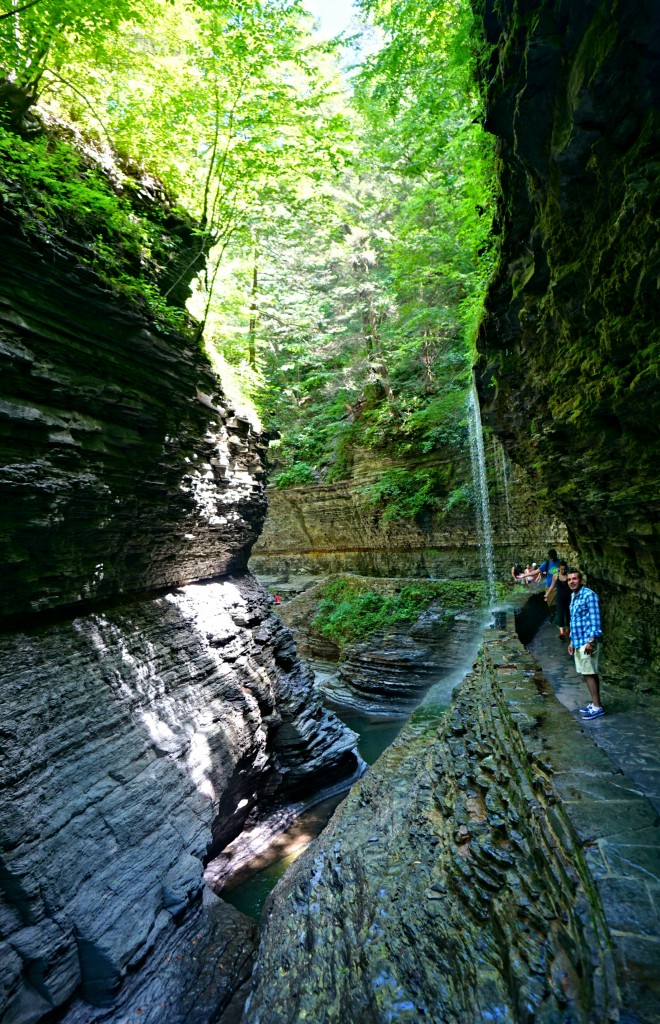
[{"left": 587, "top": 591, "right": 603, "bottom": 640}]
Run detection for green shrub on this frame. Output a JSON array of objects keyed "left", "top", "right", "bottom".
[
  {"left": 0, "top": 125, "right": 193, "bottom": 334},
  {"left": 311, "top": 576, "right": 506, "bottom": 649},
  {"left": 444, "top": 483, "right": 472, "bottom": 512},
  {"left": 359, "top": 466, "right": 453, "bottom": 524},
  {"left": 273, "top": 461, "right": 317, "bottom": 489}
]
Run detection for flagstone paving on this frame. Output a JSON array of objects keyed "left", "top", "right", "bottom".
[
  {"left": 527, "top": 620, "right": 660, "bottom": 1022},
  {"left": 529, "top": 621, "right": 660, "bottom": 816}
]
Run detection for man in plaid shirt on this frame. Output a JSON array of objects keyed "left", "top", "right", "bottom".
[{"left": 567, "top": 570, "right": 604, "bottom": 719}]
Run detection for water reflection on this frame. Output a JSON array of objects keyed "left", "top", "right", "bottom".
[
  {"left": 328, "top": 709, "right": 405, "bottom": 766},
  {"left": 220, "top": 792, "right": 346, "bottom": 919}
]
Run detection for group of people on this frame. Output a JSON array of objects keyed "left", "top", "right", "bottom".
[{"left": 511, "top": 549, "right": 604, "bottom": 721}]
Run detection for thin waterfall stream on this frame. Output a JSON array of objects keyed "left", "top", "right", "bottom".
[
  {"left": 467, "top": 379, "right": 497, "bottom": 604},
  {"left": 499, "top": 442, "right": 515, "bottom": 558}
]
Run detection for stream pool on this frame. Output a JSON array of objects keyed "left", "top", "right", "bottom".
[{"left": 220, "top": 708, "right": 405, "bottom": 919}]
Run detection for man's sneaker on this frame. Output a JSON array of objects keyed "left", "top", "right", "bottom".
[
  {"left": 579, "top": 703, "right": 594, "bottom": 715},
  {"left": 581, "top": 705, "right": 604, "bottom": 720}
]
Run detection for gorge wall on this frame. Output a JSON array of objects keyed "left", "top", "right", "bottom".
[
  {"left": 251, "top": 443, "right": 571, "bottom": 582},
  {"left": 0, "top": 209, "right": 360, "bottom": 1023},
  {"left": 474, "top": 0, "right": 660, "bottom": 690}
]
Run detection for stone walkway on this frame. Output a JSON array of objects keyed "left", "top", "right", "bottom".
[
  {"left": 529, "top": 620, "right": 660, "bottom": 815},
  {"left": 527, "top": 619, "right": 660, "bottom": 1022}
]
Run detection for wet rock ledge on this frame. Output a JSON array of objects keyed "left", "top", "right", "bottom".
[{"left": 244, "top": 625, "right": 659, "bottom": 1024}]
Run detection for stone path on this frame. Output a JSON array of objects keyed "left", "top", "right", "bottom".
[
  {"left": 528, "top": 619, "right": 660, "bottom": 1023},
  {"left": 529, "top": 620, "right": 660, "bottom": 815}
]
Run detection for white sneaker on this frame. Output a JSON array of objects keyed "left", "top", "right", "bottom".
[
  {"left": 582, "top": 705, "right": 604, "bottom": 720},
  {"left": 579, "top": 703, "right": 594, "bottom": 715}
]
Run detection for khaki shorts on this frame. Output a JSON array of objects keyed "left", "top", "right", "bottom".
[{"left": 574, "top": 643, "right": 600, "bottom": 675}]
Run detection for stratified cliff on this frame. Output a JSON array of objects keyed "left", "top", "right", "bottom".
[
  {"left": 473, "top": 0, "right": 660, "bottom": 689},
  {"left": 251, "top": 443, "right": 570, "bottom": 581},
  {"left": 0, "top": 200, "right": 360, "bottom": 1023},
  {"left": 0, "top": 203, "right": 263, "bottom": 617}
]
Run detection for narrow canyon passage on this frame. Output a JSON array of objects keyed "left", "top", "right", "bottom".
[
  {"left": 206, "top": 586, "right": 498, "bottom": 920},
  {"left": 1, "top": 0, "right": 658, "bottom": 1023}
]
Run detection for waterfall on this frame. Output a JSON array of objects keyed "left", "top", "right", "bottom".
[{"left": 467, "top": 380, "right": 496, "bottom": 604}]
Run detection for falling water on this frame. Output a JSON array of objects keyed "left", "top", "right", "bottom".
[{"left": 467, "top": 380, "right": 496, "bottom": 604}]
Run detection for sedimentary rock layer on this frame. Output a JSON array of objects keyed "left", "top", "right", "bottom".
[
  {"left": 0, "top": 210, "right": 266, "bottom": 619},
  {"left": 0, "top": 209, "right": 361, "bottom": 1024},
  {"left": 0, "top": 576, "right": 360, "bottom": 1022},
  {"left": 244, "top": 626, "right": 658, "bottom": 1024},
  {"left": 474, "top": 0, "right": 660, "bottom": 689},
  {"left": 251, "top": 443, "right": 569, "bottom": 580},
  {"left": 277, "top": 576, "right": 492, "bottom": 715}
]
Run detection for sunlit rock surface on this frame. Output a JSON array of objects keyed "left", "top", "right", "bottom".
[
  {"left": 0, "top": 212, "right": 360, "bottom": 1023},
  {"left": 474, "top": 0, "right": 660, "bottom": 690},
  {"left": 0, "top": 577, "right": 359, "bottom": 1021}
]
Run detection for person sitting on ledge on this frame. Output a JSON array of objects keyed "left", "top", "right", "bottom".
[
  {"left": 567, "top": 569, "right": 604, "bottom": 720},
  {"left": 511, "top": 561, "right": 525, "bottom": 582},
  {"left": 523, "top": 562, "right": 541, "bottom": 584}
]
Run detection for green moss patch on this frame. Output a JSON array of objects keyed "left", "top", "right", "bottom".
[{"left": 311, "top": 576, "right": 506, "bottom": 649}]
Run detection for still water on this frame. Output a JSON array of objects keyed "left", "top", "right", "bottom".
[
  {"left": 221, "top": 709, "right": 405, "bottom": 919},
  {"left": 330, "top": 707, "right": 406, "bottom": 766}
]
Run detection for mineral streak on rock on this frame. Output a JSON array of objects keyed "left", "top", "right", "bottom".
[
  {"left": 473, "top": 0, "right": 660, "bottom": 690},
  {"left": 242, "top": 628, "right": 645, "bottom": 1024}
]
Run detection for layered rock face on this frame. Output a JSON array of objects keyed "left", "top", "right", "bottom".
[
  {"left": 277, "top": 576, "right": 493, "bottom": 716},
  {"left": 0, "top": 213, "right": 360, "bottom": 1023},
  {"left": 0, "top": 578, "right": 358, "bottom": 1021},
  {"left": 474, "top": 0, "right": 660, "bottom": 689},
  {"left": 251, "top": 443, "right": 570, "bottom": 581},
  {"left": 0, "top": 208, "right": 265, "bottom": 618},
  {"left": 244, "top": 625, "right": 657, "bottom": 1024}
]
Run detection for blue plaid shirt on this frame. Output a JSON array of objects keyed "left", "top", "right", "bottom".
[{"left": 569, "top": 586, "right": 602, "bottom": 648}]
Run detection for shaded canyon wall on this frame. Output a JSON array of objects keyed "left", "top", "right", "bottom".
[{"left": 473, "top": 0, "right": 660, "bottom": 689}]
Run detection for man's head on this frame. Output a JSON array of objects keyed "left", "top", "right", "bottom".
[
  {"left": 548, "top": 548, "right": 558, "bottom": 560},
  {"left": 567, "top": 569, "right": 583, "bottom": 592}
]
